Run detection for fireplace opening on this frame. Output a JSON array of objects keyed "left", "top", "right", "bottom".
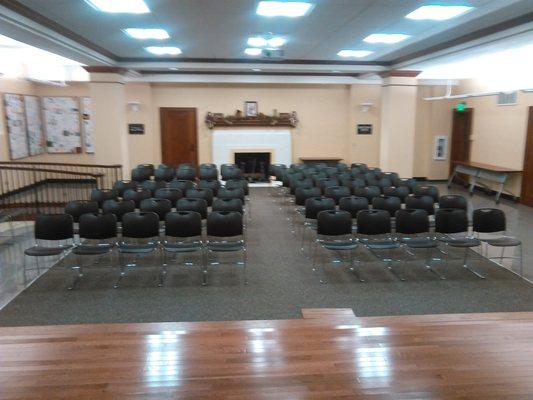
[{"left": 234, "top": 152, "right": 271, "bottom": 182}]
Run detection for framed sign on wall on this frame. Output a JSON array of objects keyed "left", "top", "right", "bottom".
[
  {"left": 42, "top": 96, "right": 82, "bottom": 154},
  {"left": 357, "top": 124, "right": 372, "bottom": 135},
  {"left": 433, "top": 135, "right": 448, "bottom": 160},
  {"left": 3, "top": 93, "right": 29, "bottom": 160}
]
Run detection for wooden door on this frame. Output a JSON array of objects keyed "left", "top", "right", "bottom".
[
  {"left": 160, "top": 108, "right": 198, "bottom": 165},
  {"left": 521, "top": 107, "right": 533, "bottom": 206},
  {"left": 450, "top": 108, "right": 473, "bottom": 176}
]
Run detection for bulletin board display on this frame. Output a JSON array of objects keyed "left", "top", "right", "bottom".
[
  {"left": 3, "top": 93, "right": 29, "bottom": 160},
  {"left": 42, "top": 96, "right": 82, "bottom": 154},
  {"left": 81, "top": 97, "right": 94, "bottom": 154},
  {"left": 24, "top": 95, "right": 45, "bottom": 156}
]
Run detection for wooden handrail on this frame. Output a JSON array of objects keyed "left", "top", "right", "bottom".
[
  {"left": 0, "top": 166, "right": 103, "bottom": 177},
  {"left": 0, "top": 161, "right": 122, "bottom": 168}
]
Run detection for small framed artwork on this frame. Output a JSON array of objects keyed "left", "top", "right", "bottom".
[
  {"left": 357, "top": 124, "right": 372, "bottom": 135},
  {"left": 244, "top": 101, "right": 258, "bottom": 117},
  {"left": 433, "top": 135, "right": 448, "bottom": 160}
]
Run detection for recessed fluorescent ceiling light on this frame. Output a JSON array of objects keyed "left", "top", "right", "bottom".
[
  {"left": 124, "top": 29, "right": 170, "bottom": 40},
  {"left": 406, "top": 5, "right": 473, "bottom": 20},
  {"left": 252, "top": 68, "right": 262, "bottom": 72},
  {"left": 0, "top": 34, "right": 23, "bottom": 47},
  {"left": 85, "top": 0, "right": 150, "bottom": 13},
  {"left": 363, "top": 34, "right": 410, "bottom": 44},
  {"left": 245, "top": 48, "right": 263, "bottom": 56},
  {"left": 337, "top": 50, "right": 373, "bottom": 58},
  {"left": 247, "top": 37, "right": 286, "bottom": 47},
  {"left": 145, "top": 46, "right": 182, "bottom": 55},
  {"left": 256, "top": 1, "right": 313, "bottom": 17}
]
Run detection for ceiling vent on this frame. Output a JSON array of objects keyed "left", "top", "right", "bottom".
[
  {"left": 497, "top": 91, "right": 518, "bottom": 106},
  {"left": 262, "top": 49, "right": 285, "bottom": 59}
]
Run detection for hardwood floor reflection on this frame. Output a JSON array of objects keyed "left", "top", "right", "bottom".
[{"left": 2, "top": 311, "right": 533, "bottom": 398}]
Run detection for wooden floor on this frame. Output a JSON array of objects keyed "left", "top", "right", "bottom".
[{"left": 2, "top": 311, "right": 533, "bottom": 399}]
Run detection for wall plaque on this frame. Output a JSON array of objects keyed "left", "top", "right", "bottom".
[
  {"left": 128, "top": 123, "right": 145, "bottom": 135},
  {"left": 357, "top": 124, "right": 372, "bottom": 135}
]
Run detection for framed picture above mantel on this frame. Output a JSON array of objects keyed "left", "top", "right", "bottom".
[{"left": 205, "top": 110, "right": 298, "bottom": 129}]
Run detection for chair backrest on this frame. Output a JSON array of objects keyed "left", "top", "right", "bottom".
[
  {"left": 356, "top": 209, "right": 391, "bottom": 235},
  {"left": 113, "top": 180, "right": 138, "bottom": 197},
  {"left": 372, "top": 195, "right": 402, "bottom": 214},
  {"left": 102, "top": 199, "right": 135, "bottom": 222},
  {"left": 435, "top": 208, "right": 468, "bottom": 234},
  {"left": 414, "top": 185, "right": 439, "bottom": 202},
  {"left": 217, "top": 187, "right": 245, "bottom": 201},
  {"left": 90, "top": 189, "right": 118, "bottom": 206},
  {"left": 395, "top": 209, "right": 429, "bottom": 234},
  {"left": 290, "top": 178, "right": 314, "bottom": 195},
  {"left": 376, "top": 177, "right": 393, "bottom": 189},
  {"left": 175, "top": 165, "right": 197, "bottom": 181},
  {"left": 165, "top": 211, "right": 202, "bottom": 238},
  {"left": 131, "top": 167, "right": 152, "bottom": 182},
  {"left": 141, "top": 180, "right": 167, "bottom": 195},
  {"left": 225, "top": 179, "right": 249, "bottom": 195},
  {"left": 351, "top": 163, "right": 368, "bottom": 172},
  {"left": 473, "top": 208, "right": 506, "bottom": 233},
  {"left": 324, "top": 167, "right": 339, "bottom": 178},
  {"left": 137, "top": 163, "right": 155, "bottom": 175},
  {"left": 317, "top": 178, "right": 339, "bottom": 193},
  {"left": 79, "top": 213, "right": 117, "bottom": 240},
  {"left": 154, "top": 188, "right": 183, "bottom": 206},
  {"left": 212, "top": 198, "right": 244, "bottom": 214},
  {"left": 338, "top": 196, "right": 369, "bottom": 218},
  {"left": 304, "top": 196, "right": 336, "bottom": 219},
  {"left": 198, "top": 179, "right": 221, "bottom": 195},
  {"left": 343, "top": 178, "right": 365, "bottom": 189},
  {"left": 185, "top": 188, "right": 214, "bottom": 206},
  {"left": 64, "top": 200, "right": 99, "bottom": 222},
  {"left": 35, "top": 213, "right": 74, "bottom": 241},
  {"left": 324, "top": 186, "right": 351, "bottom": 204},
  {"left": 383, "top": 172, "right": 399, "bottom": 181},
  {"left": 393, "top": 178, "right": 418, "bottom": 192},
  {"left": 295, "top": 186, "right": 322, "bottom": 206},
  {"left": 364, "top": 172, "right": 379, "bottom": 186},
  {"left": 121, "top": 212, "right": 160, "bottom": 238},
  {"left": 154, "top": 166, "right": 175, "bottom": 182},
  {"left": 439, "top": 195, "right": 467, "bottom": 211},
  {"left": 336, "top": 162, "right": 348, "bottom": 172},
  {"left": 169, "top": 179, "right": 195, "bottom": 192},
  {"left": 198, "top": 165, "right": 219, "bottom": 180},
  {"left": 140, "top": 198, "right": 172, "bottom": 221},
  {"left": 221, "top": 166, "right": 243, "bottom": 180},
  {"left": 317, "top": 210, "right": 352, "bottom": 236},
  {"left": 207, "top": 211, "right": 243, "bottom": 237},
  {"left": 382, "top": 186, "right": 410, "bottom": 202},
  {"left": 123, "top": 188, "right": 151, "bottom": 207},
  {"left": 353, "top": 186, "right": 381, "bottom": 202},
  {"left": 405, "top": 194, "right": 435, "bottom": 215},
  {"left": 176, "top": 197, "right": 208, "bottom": 219}
]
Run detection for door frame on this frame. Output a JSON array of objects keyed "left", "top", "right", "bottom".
[
  {"left": 159, "top": 107, "right": 199, "bottom": 165},
  {"left": 449, "top": 108, "right": 473, "bottom": 175},
  {"left": 520, "top": 106, "right": 533, "bottom": 206}
]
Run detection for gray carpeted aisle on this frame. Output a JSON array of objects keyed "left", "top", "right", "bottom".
[{"left": 1, "top": 187, "right": 533, "bottom": 326}]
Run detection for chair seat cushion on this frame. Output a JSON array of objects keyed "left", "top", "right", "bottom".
[
  {"left": 163, "top": 242, "right": 202, "bottom": 253},
  {"left": 364, "top": 240, "right": 400, "bottom": 250},
  {"left": 439, "top": 237, "right": 481, "bottom": 247},
  {"left": 118, "top": 243, "right": 157, "bottom": 253},
  {"left": 400, "top": 237, "right": 438, "bottom": 249},
  {"left": 73, "top": 244, "right": 113, "bottom": 256},
  {"left": 482, "top": 237, "right": 521, "bottom": 247},
  {"left": 207, "top": 241, "right": 244, "bottom": 252},
  {"left": 24, "top": 245, "right": 71, "bottom": 257},
  {"left": 320, "top": 241, "right": 357, "bottom": 250}
]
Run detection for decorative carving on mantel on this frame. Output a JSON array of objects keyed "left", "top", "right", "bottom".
[{"left": 205, "top": 111, "right": 298, "bottom": 129}]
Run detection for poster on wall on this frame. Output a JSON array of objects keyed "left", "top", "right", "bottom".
[
  {"left": 23, "top": 95, "right": 45, "bottom": 156},
  {"left": 81, "top": 97, "right": 94, "bottom": 153},
  {"left": 42, "top": 96, "right": 82, "bottom": 153},
  {"left": 433, "top": 135, "right": 448, "bottom": 161},
  {"left": 3, "top": 93, "right": 29, "bottom": 160}
]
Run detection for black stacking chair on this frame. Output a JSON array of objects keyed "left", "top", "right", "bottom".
[
  {"left": 177, "top": 198, "right": 208, "bottom": 220},
  {"left": 137, "top": 163, "right": 155, "bottom": 175},
  {"left": 317, "top": 178, "right": 340, "bottom": 194},
  {"left": 405, "top": 195, "right": 435, "bottom": 215},
  {"left": 395, "top": 209, "right": 445, "bottom": 279},
  {"left": 310, "top": 172, "right": 327, "bottom": 184},
  {"left": 217, "top": 187, "right": 245, "bottom": 201},
  {"left": 212, "top": 198, "right": 244, "bottom": 214},
  {"left": 176, "top": 165, "right": 197, "bottom": 181},
  {"left": 221, "top": 165, "right": 243, "bottom": 181},
  {"left": 24, "top": 214, "right": 74, "bottom": 276},
  {"left": 372, "top": 195, "right": 402, "bottom": 215},
  {"left": 351, "top": 162, "right": 368, "bottom": 171},
  {"left": 198, "top": 165, "right": 219, "bottom": 180},
  {"left": 292, "top": 187, "right": 322, "bottom": 232},
  {"left": 70, "top": 213, "right": 117, "bottom": 290},
  {"left": 225, "top": 179, "right": 249, "bottom": 195},
  {"left": 312, "top": 210, "right": 362, "bottom": 283},
  {"left": 115, "top": 211, "right": 160, "bottom": 288},
  {"left": 198, "top": 179, "right": 221, "bottom": 197},
  {"left": 356, "top": 209, "right": 404, "bottom": 280},
  {"left": 141, "top": 180, "right": 167, "bottom": 196},
  {"left": 353, "top": 186, "right": 381, "bottom": 202},
  {"left": 102, "top": 199, "right": 135, "bottom": 223},
  {"left": 473, "top": 208, "right": 523, "bottom": 276},
  {"left": 140, "top": 198, "right": 172, "bottom": 221},
  {"left": 160, "top": 211, "right": 205, "bottom": 286},
  {"left": 154, "top": 166, "right": 175, "bottom": 182},
  {"left": 439, "top": 195, "right": 467, "bottom": 211},
  {"left": 154, "top": 188, "right": 183, "bottom": 207},
  {"left": 393, "top": 178, "right": 418, "bottom": 192},
  {"left": 382, "top": 186, "right": 410, "bottom": 202},
  {"left": 339, "top": 196, "right": 369, "bottom": 221},
  {"left": 324, "top": 186, "right": 351, "bottom": 205},
  {"left": 269, "top": 164, "right": 286, "bottom": 179},
  {"left": 383, "top": 172, "right": 400, "bottom": 181},
  {"left": 131, "top": 167, "right": 152, "bottom": 182},
  {"left": 186, "top": 188, "right": 214, "bottom": 207},
  {"left": 64, "top": 200, "right": 99, "bottom": 224},
  {"left": 342, "top": 178, "right": 366, "bottom": 190},
  {"left": 113, "top": 180, "right": 138, "bottom": 197},
  {"left": 206, "top": 211, "right": 247, "bottom": 284},
  {"left": 435, "top": 208, "right": 483, "bottom": 278},
  {"left": 324, "top": 167, "right": 339, "bottom": 179},
  {"left": 290, "top": 178, "right": 313, "bottom": 196},
  {"left": 123, "top": 188, "right": 151, "bottom": 208},
  {"left": 376, "top": 178, "right": 393, "bottom": 190},
  {"left": 302, "top": 197, "right": 336, "bottom": 254},
  {"left": 364, "top": 172, "right": 379, "bottom": 186},
  {"left": 90, "top": 189, "right": 118, "bottom": 208},
  {"left": 169, "top": 179, "right": 195, "bottom": 192},
  {"left": 414, "top": 185, "right": 439, "bottom": 203}
]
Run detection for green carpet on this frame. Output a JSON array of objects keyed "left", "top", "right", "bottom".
[{"left": 1, "top": 187, "right": 532, "bottom": 327}]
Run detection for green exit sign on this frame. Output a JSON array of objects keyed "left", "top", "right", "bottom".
[{"left": 456, "top": 102, "right": 466, "bottom": 112}]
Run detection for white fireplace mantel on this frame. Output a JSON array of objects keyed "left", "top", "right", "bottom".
[{"left": 212, "top": 129, "right": 292, "bottom": 166}]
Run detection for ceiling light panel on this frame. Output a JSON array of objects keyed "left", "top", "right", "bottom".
[
  {"left": 85, "top": 0, "right": 150, "bottom": 13},
  {"left": 363, "top": 34, "right": 410, "bottom": 44},
  {"left": 145, "top": 46, "right": 182, "bottom": 55},
  {"left": 337, "top": 50, "right": 373, "bottom": 58},
  {"left": 247, "top": 37, "right": 268, "bottom": 47},
  {"left": 0, "top": 34, "right": 23, "bottom": 47},
  {"left": 256, "top": 1, "right": 314, "bottom": 17},
  {"left": 406, "top": 5, "right": 474, "bottom": 21},
  {"left": 245, "top": 48, "right": 263, "bottom": 56},
  {"left": 247, "top": 37, "right": 286, "bottom": 47},
  {"left": 124, "top": 29, "right": 170, "bottom": 40}
]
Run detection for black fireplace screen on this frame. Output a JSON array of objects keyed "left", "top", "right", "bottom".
[{"left": 234, "top": 152, "right": 271, "bottom": 181}]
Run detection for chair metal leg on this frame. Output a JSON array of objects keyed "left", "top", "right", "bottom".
[
  {"left": 242, "top": 246, "right": 248, "bottom": 285},
  {"left": 462, "top": 248, "right": 485, "bottom": 279},
  {"left": 202, "top": 248, "right": 208, "bottom": 286},
  {"left": 350, "top": 247, "right": 364, "bottom": 282},
  {"left": 158, "top": 249, "right": 167, "bottom": 287},
  {"left": 424, "top": 247, "right": 445, "bottom": 280},
  {"left": 519, "top": 244, "right": 524, "bottom": 277},
  {"left": 312, "top": 241, "right": 326, "bottom": 284},
  {"left": 114, "top": 252, "right": 126, "bottom": 288},
  {"left": 67, "top": 254, "right": 84, "bottom": 290}
]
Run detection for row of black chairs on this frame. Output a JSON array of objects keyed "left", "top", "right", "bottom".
[
  {"left": 24, "top": 210, "right": 247, "bottom": 289},
  {"left": 131, "top": 163, "right": 244, "bottom": 182}
]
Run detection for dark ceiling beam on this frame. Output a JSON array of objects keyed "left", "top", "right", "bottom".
[
  {"left": 121, "top": 57, "right": 390, "bottom": 66},
  {"left": 138, "top": 70, "right": 361, "bottom": 77}
]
